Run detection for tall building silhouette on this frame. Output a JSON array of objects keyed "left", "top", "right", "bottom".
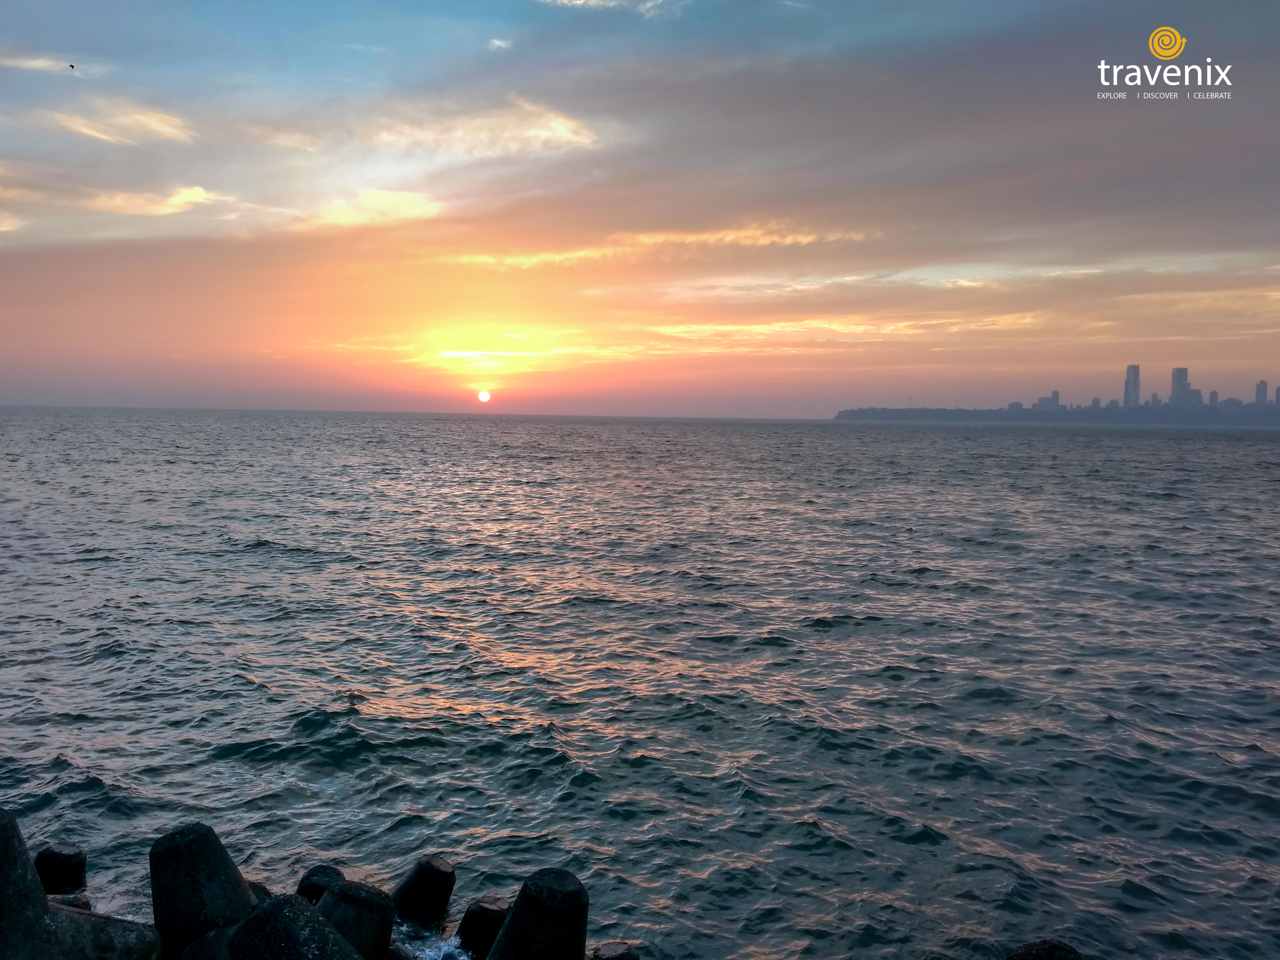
[
  {"left": 1275, "top": 385, "right": 1279, "bottom": 406},
  {"left": 1171, "top": 367, "right": 1190, "bottom": 405},
  {"left": 1258, "top": 380, "right": 1271, "bottom": 405},
  {"left": 1169, "top": 368, "right": 1203, "bottom": 408},
  {"left": 1032, "top": 389, "right": 1062, "bottom": 411},
  {"left": 1123, "top": 364, "right": 1141, "bottom": 408}
]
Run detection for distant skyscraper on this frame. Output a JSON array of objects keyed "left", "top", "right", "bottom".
[
  {"left": 1171, "top": 367, "right": 1190, "bottom": 406},
  {"left": 1258, "top": 380, "right": 1270, "bottom": 405},
  {"left": 1124, "top": 364, "right": 1141, "bottom": 408},
  {"left": 1032, "top": 389, "right": 1062, "bottom": 411},
  {"left": 1275, "top": 385, "right": 1280, "bottom": 406},
  {"left": 1209, "top": 390, "right": 1219, "bottom": 407}
]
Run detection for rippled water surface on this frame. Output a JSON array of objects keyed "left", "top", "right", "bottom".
[{"left": 3, "top": 408, "right": 1279, "bottom": 959}]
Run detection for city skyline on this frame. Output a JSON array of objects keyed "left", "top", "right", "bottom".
[{"left": 1017, "top": 363, "right": 1276, "bottom": 412}]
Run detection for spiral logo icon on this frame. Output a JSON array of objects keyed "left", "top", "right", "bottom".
[{"left": 1148, "top": 26, "right": 1187, "bottom": 60}]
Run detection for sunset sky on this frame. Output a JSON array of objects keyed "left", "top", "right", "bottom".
[{"left": 1, "top": 0, "right": 1276, "bottom": 417}]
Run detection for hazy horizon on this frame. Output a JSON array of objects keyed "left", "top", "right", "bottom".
[{"left": 2, "top": 1, "right": 1277, "bottom": 418}]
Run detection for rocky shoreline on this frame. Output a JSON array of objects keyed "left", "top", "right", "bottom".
[{"left": 2, "top": 809, "right": 1086, "bottom": 959}]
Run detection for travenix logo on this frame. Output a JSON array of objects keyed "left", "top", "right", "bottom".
[
  {"left": 1147, "top": 26, "right": 1187, "bottom": 61},
  {"left": 1096, "top": 26, "right": 1233, "bottom": 101}
]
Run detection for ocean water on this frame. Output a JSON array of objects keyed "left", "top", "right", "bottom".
[{"left": 2, "top": 407, "right": 1279, "bottom": 959}]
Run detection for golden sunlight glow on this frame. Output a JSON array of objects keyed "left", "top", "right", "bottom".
[
  {"left": 308, "top": 188, "right": 441, "bottom": 228},
  {"left": 477, "top": 390, "right": 491, "bottom": 403},
  {"left": 405, "top": 321, "right": 583, "bottom": 379}
]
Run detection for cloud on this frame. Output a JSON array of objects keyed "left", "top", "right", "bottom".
[
  {"left": 443, "top": 248, "right": 613, "bottom": 269},
  {"left": 1, "top": 55, "right": 67, "bottom": 73},
  {"left": 0, "top": 212, "right": 24, "bottom": 232},
  {"left": 623, "top": 224, "right": 871, "bottom": 248},
  {"left": 439, "top": 221, "right": 870, "bottom": 269},
  {"left": 536, "top": 0, "right": 680, "bottom": 15},
  {"left": 488, "top": 38, "right": 513, "bottom": 51},
  {"left": 374, "top": 97, "right": 596, "bottom": 158},
  {"left": 306, "top": 189, "right": 442, "bottom": 228},
  {"left": 250, "top": 126, "right": 322, "bottom": 152},
  {"left": 647, "top": 317, "right": 895, "bottom": 349},
  {"left": 49, "top": 101, "right": 195, "bottom": 145},
  {"left": 0, "top": 54, "right": 107, "bottom": 76},
  {"left": 86, "top": 186, "right": 232, "bottom": 216},
  {"left": 50, "top": 113, "right": 132, "bottom": 144},
  {"left": 0, "top": 186, "right": 45, "bottom": 203}
]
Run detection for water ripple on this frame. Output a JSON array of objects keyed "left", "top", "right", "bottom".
[{"left": 2, "top": 409, "right": 1279, "bottom": 959}]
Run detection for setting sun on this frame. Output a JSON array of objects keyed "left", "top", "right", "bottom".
[{"left": 477, "top": 390, "right": 491, "bottom": 403}]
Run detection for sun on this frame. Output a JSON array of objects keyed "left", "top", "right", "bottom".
[{"left": 477, "top": 390, "right": 492, "bottom": 403}]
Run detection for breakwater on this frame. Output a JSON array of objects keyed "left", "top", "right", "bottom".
[
  {"left": 2, "top": 808, "right": 640, "bottom": 960},
  {"left": 0, "top": 808, "right": 1086, "bottom": 959}
]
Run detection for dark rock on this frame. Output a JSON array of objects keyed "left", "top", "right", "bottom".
[
  {"left": 226, "top": 895, "right": 361, "bottom": 960},
  {"left": 1008, "top": 941, "right": 1086, "bottom": 960},
  {"left": 592, "top": 942, "right": 641, "bottom": 960},
  {"left": 149, "top": 822, "right": 256, "bottom": 960},
  {"left": 0, "top": 808, "right": 53, "bottom": 958},
  {"left": 50, "top": 891, "right": 93, "bottom": 912},
  {"left": 47, "top": 900, "right": 161, "bottom": 959},
  {"left": 180, "top": 927, "right": 234, "bottom": 960},
  {"left": 488, "top": 868, "right": 587, "bottom": 960},
  {"left": 247, "top": 882, "right": 272, "bottom": 904},
  {"left": 297, "top": 864, "right": 345, "bottom": 904},
  {"left": 456, "top": 894, "right": 509, "bottom": 960},
  {"left": 387, "top": 947, "right": 415, "bottom": 960},
  {"left": 391, "top": 854, "right": 455, "bottom": 928},
  {"left": 317, "top": 881, "right": 393, "bottom": 960},
  {"left": 35, "top": 843, "right": 88, "bottom": 894}
]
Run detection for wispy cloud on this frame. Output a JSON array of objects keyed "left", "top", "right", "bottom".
[
  {"left": 1, "top": 55, "right": 67, "bottom": 73},
  {"left": 0, "top": 211, "right": 24, "bottom": 232},
  {"left": 49, "top": 100, "right": 195, "bottom": 145},
  {"left": 488, "top": 38, "right": 513, "bottom": 51},
  {"left": 374, "top": 97, "right": 596, "bottom": 157},
  {"left": 86, "top": 186, "right": 231, "bottom": 216},
  {"left": 305, "top": 189, "right": 441, "bottom": 228},
  {"left": 440, "top": 221, "right": 870, "bottom": 269},
  {"left": 250, "top": 125, "right": 322, "bottom": 152},
  {"left": 624, "top": 224, "right": 871, "bottom": 248},
  {"left": 649, "top": 317, "right": 891, "bottom": 344},
  {"left": 537, "top": 0, "right": 681, "bottom": 15},
  {"left": 0, "top": 185, "right": 46, "bottom": 203},
  {"left": 0, "top": 54, "right": 107, "bottom": 77},
  {"left": 50, "top": 113, "right": 131, "bottom": 144}
]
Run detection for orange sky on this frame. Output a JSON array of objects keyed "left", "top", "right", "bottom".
[{"left": 1, "top": 1, "right": 1277, "bottom": 416}]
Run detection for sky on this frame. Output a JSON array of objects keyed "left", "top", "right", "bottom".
[{"left": 1, "top": 0, "right": 1277, "bottom": 417}]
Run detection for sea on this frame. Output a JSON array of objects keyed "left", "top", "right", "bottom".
[{"left": 2, "top": 407, "right": 1278, "bottom": 959}]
